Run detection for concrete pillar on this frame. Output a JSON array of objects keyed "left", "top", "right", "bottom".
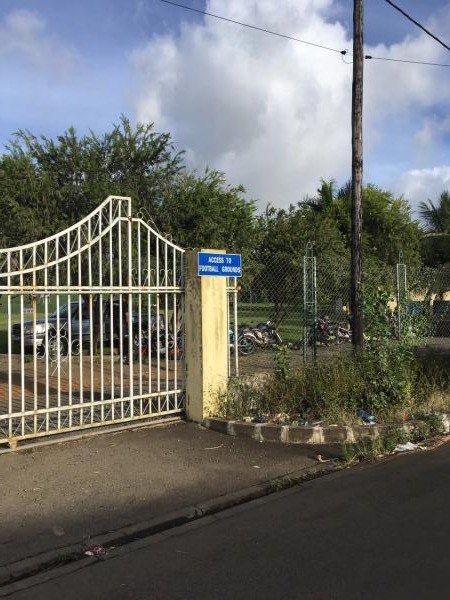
[{"left": 185, "top": 249, "right": 229, "bottom": 422}]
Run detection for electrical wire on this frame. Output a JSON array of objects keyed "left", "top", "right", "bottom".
[
  {"left": 159, "top": 0, "right": 347, "bottom": 56},
  {"left": 159, "top": 0, "right": 450, "bottom": 68},
  {"left": 365, "top": 54, "right": 450, "bottom": 67},
  {"left": 384, "top": 0, "right": 450, "bottom": 52}
]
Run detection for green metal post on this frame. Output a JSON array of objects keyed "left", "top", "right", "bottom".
[
  {"left": 396, "top": 251, "right": 407, "bottom": 339},
  {"left": 303, "top": 242, "right": 317, "bottom": 363}
]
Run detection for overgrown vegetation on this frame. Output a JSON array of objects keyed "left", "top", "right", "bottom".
[
  {"left": 217, "top": 351, "right": 450, "bottom": 426},
  {"left": 217, "top": 286, "right": 450, "bottom": 427},
  {"left": 342, "top": 415, "right": 446, "bottom": 463}
]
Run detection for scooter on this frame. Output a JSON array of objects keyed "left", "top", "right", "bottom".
[{"left": 246, "top": 320, "right": 283, "bottom": 350}]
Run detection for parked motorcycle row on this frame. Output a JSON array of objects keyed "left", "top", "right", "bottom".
[
  {"left": 229, "top": 317, "right": 352, "bottom": 356},
  {"left": 134, "top": 316, "right": 352, "bottom": 360},
  {"left": 295, "top": 317, "right": 352, "bottom": 348}
]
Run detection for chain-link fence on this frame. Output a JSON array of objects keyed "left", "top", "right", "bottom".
[
  {"left": 229, "top": 244, "right": 450, "bottom": 377},
  {"left": 408, "top": 266, "right": 450, "bottom": 339}
]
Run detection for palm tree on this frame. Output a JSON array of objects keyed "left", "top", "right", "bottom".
[
  {"left": 418, "top": 191, "right": 450, "bottom": 233},
  {"left": 303, "top": 178, "right": 337, "bottom": 213}
]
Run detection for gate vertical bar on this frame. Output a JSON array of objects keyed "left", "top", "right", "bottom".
[
  {"left": 7, "top": 255, "right": 12, "bottom": 442},
  {"left": 227, "top": 277, "right": 239, "bottom": 377},
  {"left": 98, "top": 208, "right": 105, "bottom": 422},
  {"left": 127, "top": 198, "right": 134, "bottom": 416},
  {"left": 147, "top": 226, "right": 152, "bottom": 399},
  {"left": 67, "top": 231, "right": 73, "bottom": 429},
  {"left": 32, "top": 247, "right": 37, "bottom": 434},
  {"left": 44, "top": 241, "right": 49, "bottom": 432},
  {"left": 137, "top": 220, "right": 143, "bottom": 406},
  {"left": 109, "top": 201, "right": 115, "bottom": 415},
  {"left": 19, "top": 250, "right": 25, "bottom": 438}
]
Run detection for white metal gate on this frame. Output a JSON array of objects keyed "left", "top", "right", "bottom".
[{"left": 0, "top": 196, "right": 185, "bottom": 448}]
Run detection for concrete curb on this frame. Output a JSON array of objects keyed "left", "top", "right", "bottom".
[
  {"left": 0, "top": 462, "right": 339, "bottom": 593},
  {"left": 202, "top": 415, "right": 450, "bottom": 444}
]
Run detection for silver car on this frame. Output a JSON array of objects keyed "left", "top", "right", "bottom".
[{"left": 12, "top": 301, "right": 157, "bottom": 358}]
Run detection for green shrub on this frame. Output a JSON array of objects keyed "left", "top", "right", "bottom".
[
  {"left": 411, "top": 412, "right": 445, "bottom": 442},
  {"left": 274, "top": 345, "right": 293, "bottom": 381},
  {"left": 355, "top": 339, "right": 416, "bottom": 413}
]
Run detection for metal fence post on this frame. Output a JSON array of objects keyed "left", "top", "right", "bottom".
[
  {"left": 396, "top": 251, "right": 407, "bottom": 339},
  {"left": 303, "top": 242, "right": 317, "bottom": 363}
]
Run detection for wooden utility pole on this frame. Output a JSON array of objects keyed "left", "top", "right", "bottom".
[{"left": 351, "top": 0, "right": 364, "bottom": 347}]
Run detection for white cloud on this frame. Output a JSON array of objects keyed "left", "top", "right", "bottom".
[
  {"left": 0, "top": 10, "right": 76, "bottom": 78},
  {"left": 392, "top": 166, "right": 450, "bottom": 213},
  {"left": 130, "top": 0, "right": 450, "bottom": 209},
  {"left": 415, "top": 116, "right": 450, "bottom": 147}
]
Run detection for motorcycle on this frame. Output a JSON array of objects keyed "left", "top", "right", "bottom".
[
  {"left": 132, "top": 324, "right": 182, "bottom": 361},
  {"left": 229, "top": 327, "right": 257, "bottom": 356},
  {"left": 335, "top": 323, "right": 352, "bottom": 343},
  {"left": 294, "top": 318, "right": 351, "bottom": 348},
  {"left": 236, "top": 320, "right": 283, "bottom": 352}
]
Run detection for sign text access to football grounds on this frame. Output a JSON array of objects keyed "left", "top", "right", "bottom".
[{"left": 197, "top": 252, "right": 242, "bottom": 277}]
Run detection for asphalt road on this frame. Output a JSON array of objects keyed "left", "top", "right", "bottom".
[{"left": 10, "top": 442, "right": 450, "bottom": 600}]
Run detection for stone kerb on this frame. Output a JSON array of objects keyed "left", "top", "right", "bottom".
[{"left": 202, "top": 416, "right": 450, "bottom": 445}]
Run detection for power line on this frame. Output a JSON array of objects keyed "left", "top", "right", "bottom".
[
  {"left": 365, "top": 54, "right": 450, "bottom": 67},
  {"left": 159, "top": 0, "right": 347, "bottom": 56},
  {"left": 384, "top": 0, "right": 450, "bottom": 52},
  {"left": 159, "top": 0, "right": 450, "bottom": 68}
]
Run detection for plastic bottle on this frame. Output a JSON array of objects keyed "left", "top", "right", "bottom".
[{"left": 357, "top": 409, "right": 377, "bottom": 424}]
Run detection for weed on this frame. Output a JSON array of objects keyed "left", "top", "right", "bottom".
[
  {"left": 381, "top": 427, "right": 410, "bottom": 453},
  {"left": 411, "top": 412, "right": 445, "bottom": 442},
  {"left": 342, "top": 438, "right": 384, "bottom": 463},
  {"left": 342, "top": 427, "right": 412, "bottom": 463},
  {"left": 274, "top": 345, "right": 293, "bottom": 381},
  {"left": 268, "top": 475, "right": 295, "bottom": 492}
]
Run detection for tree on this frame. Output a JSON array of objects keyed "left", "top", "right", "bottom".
[
  {"left": 418, "top": 190, "right": 450, "bottom": 234},
  {"left": 0, "top": 116, "right": 184, "bottom": 247},
  {"left": 249, "top": 203, "right": 350, "bottom": 324},
  {"left": 418, "top": 191, "right": 450, "bottom": 268},
  {"left": 156, "top": 169, "right": 258, "bottom": 253},
  {"left": 302, "top": 178, "right": 337, "bottom": 213},
  {"left": 328, "top": 183, "right": 422, "bottom": 269}
]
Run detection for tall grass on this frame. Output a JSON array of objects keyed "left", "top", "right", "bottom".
[{"left": 216, "top": 346, "right": 450, "bottom": 425}]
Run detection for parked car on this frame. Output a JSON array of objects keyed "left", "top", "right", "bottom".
[{"left": 11, "top": 300, "right": 162, "bottom": 358}]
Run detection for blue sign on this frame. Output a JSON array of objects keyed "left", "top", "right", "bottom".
[{"left": 197, "top": 252, "right": 242, "bottom": 277}]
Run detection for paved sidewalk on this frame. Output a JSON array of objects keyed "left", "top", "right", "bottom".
[{"left": 0, "top": 421, "right": 340, "bottom": 567}]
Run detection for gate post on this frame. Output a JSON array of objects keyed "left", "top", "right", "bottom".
[{"left": 185, "top": 249, "right": 229, "bottom": 422}]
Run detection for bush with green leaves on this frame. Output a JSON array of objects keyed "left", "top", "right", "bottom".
[{"left": 342, "top": 427, "right": 411, "bottom": 463}]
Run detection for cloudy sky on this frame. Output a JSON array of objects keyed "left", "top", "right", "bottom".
[{"left": 1, "top": 0, "right": 450, "bottom": 214}]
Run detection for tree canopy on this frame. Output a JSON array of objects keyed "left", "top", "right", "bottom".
[
  {"left": 418, "top": 191, "right": 450, "bottom": 234},
  {"left": 0, "top": 116, "right": 183, "bottom": 246},
  {"left": 417, "top": 191, "right": 450, "bottom": 268},
  {"left": 0, "top": 117, "right": 261, "bottom": 254},
  {"left": 0, "top": 120, "right": 428, "bottom": 293}
]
